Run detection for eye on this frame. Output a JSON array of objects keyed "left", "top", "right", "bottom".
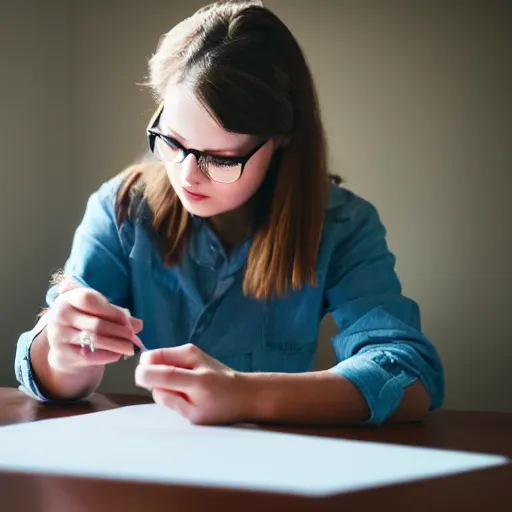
[
  {"left": 162, "top": 135, "right": 181, "bottom": 149},
  {"left": 154, "top": 135, "right": 185, "bottom": 163},
  {"left": 207, "top": 156, "right": 241, "bottom": 168}
]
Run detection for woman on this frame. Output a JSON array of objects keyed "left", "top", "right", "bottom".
[{"left": 15, "top": 0, "right": 444, "bottom": 426}]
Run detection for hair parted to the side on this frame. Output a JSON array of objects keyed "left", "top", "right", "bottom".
[{"left": 116, "top": 0, "right": 342, "bottom": 300}]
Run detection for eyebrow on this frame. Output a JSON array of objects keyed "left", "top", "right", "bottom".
[
  {"left": 160, "top": 124, "right": 252, "bottom": 156},
  {"left": 164, "top": 127, "right": 189, "bottom": 144}
]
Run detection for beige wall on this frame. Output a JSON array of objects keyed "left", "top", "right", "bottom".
[
  {"left": 1, "top": 1, "right": 510, "bottom": 411},
  {"left": 0, "top": 0, "right": 80, "bottom": 387}
]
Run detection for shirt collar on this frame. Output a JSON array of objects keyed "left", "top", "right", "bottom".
[{"left": 189, "top": 215, "right": 251, "bottom": 276}]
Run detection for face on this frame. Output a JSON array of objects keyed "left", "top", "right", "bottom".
[{"left": 159, "top": 83, "right": 279, "bottom": 218}]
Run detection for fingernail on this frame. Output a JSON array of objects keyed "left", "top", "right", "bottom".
[
  {"left": 139, "top": 351, "right": 149, "bottom": 364},
  {"left": 131, "top": 334, "right": 146, "bottom": 351},
  {"left": 129, "top": 318, "right": 143, "bottom": 332}
]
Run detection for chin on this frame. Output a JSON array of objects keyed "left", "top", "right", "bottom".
[
  {"left": 177, "top": 190, "right": 245, "bottom": 218},
  {"left": 182, "top": 206, "right": 213, "bottom": 218},
  {"left": 179, "top": 199, "right": 219, "bottom": 218}
]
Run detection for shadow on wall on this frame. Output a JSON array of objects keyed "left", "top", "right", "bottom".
[{"left": 313, "top": 314, "right": 338, "bottom": 370}]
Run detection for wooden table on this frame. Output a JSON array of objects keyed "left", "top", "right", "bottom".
[{"left": 0, "top": 387, "right": 511, "bottom": 512}]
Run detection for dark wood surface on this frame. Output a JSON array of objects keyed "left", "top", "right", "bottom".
[{"left": 0, "top": 387, "right": 511, "bottom": 512}]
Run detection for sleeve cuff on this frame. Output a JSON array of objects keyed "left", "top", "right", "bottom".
[
  {"left": 14, "top": 314, "right": 54, "bottom": 402},
  {"left": 330, "top": 351, "right": 418, "bottom": 425}
]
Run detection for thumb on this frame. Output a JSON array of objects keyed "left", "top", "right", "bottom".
[
  {"left": 129, "top": 316, "right": 144, "bottom": 333},
  {"left": 139, "top": 344, "right": 200, "bottom": 369}
]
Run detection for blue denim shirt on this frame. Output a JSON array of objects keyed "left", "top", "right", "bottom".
[{"left": 15, "top": 177, "right": 444, "bottom": 424}]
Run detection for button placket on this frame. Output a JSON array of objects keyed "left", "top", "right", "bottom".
[{"left": 189, "top": 306, "right": 212, "bottom": 341}]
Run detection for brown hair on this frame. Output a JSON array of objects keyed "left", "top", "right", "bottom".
[{"left": 117, "top": 0, "right": 340, "bottom": 300}]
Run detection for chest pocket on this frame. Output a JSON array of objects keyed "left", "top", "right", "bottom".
[{"left": 254, "top": 289, "right": 321, "bottom": 373}]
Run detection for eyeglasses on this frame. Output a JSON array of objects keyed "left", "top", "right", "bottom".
[{"left": 146, "top": 103, "right": 268, "bottom": 184}]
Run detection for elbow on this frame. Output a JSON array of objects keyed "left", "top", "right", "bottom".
[{"left": 387, "top": 379, "right": 432, "bottom": 424}]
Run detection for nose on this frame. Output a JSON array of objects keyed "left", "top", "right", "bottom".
[{"left": 181, "top": 153, "right": 206, "bottom": 186}]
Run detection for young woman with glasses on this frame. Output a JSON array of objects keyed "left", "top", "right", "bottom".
[{"left": 15, "top": 0, "right": 444, "bottom": 426}]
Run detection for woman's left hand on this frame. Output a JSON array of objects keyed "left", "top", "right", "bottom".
[{"left": 134, "top": 344, "right": 249, "bottom": 425}]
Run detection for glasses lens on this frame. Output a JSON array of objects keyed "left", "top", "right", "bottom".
[
  {"left": 202, "top": 156, "right": 243, "bottom": 184},
  {"left": 154, "top": 136, "right": 185, "bottom": 164}
]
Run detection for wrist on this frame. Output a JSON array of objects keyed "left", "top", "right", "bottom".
[
  {"left": 234, "top": 370, "right": 370, "bottom": 426},
  {"left": 39, "top": 342, "right": 103, "bottom": 400},
  {"left": 236, "top": 371, "right": 277, "bottom": 423},
  {"left": 51, "top": 364, "right": 104, "bottom": 401}
]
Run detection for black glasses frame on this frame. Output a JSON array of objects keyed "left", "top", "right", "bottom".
[{"left": 146, "top": 103, "right": 267, "bottom": 183}]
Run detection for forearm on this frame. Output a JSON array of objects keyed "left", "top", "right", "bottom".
[
  {"left": 29, "top": 328, "right": 104, "bottom": 401},
  {"left": 240, "top": 370, "right": 430, "bottom": 426}
]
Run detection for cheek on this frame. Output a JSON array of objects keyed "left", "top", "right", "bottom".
[
  {"left": 215, "top": 158, "right": 270, "bottom": 211},
  {"left": 214, "top": 182, "right": 258, "bottom": 210},
  {"left": 166, "top": 164, "right": 179, "bottom": 186}
]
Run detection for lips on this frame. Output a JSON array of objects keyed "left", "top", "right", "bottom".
[{"left": 183, "top": 188, "right": 209, "bottom": 201}]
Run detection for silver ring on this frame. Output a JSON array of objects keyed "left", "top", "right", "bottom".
[{"left": 79, "top": 330, "right": 95, "bottom": 353}]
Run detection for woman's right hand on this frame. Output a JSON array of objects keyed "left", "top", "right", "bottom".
[{"left": 45, "top": 283, "right": 143, "bottom": 375}]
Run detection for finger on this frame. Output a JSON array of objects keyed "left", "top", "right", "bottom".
[
  {"left": 135, "top": 364, "right": 194, "bottom": 392},
  {"left": 48, "top": 341, "right": 122, "bottom": 371},
  {"left": 50, "top": 324, "right": 135, "bottom": 357},
  {"left": 65, "top": 288, "right": 132, "bottom": 326},
  {"left": 111, "top": 305, "right": 143, "bottom": 333},
  {"left": 78, "top": 346, "right": 125, "bottom": 365},
  {"left": 152, "top": 388, "right": 193, "bottom": 419},
  {"left": 72, "top": 329, "right": 135, "bottom": 356},
  {"left": 55, "top": 286, "right": 143, "bottom": 335},
  {"left": 131, "top": 334, "right": 145, "bottom": 351},
  {"left": 54, "top": 305, "right": 138, "bottom": 346},
  {"left": 128, "top": 316, "right": 143, "bottom": 333},
  {"left": 139, "top": 344, "right": 201, "bottom": 369}
]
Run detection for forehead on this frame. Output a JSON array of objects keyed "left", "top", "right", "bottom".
[{"left": 160, "top": 83, "right": 255, "bottom": 152}]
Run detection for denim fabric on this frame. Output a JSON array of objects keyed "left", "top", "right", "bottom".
[{"left": 15, "top": 177, "right": 444, "bottom": 424}]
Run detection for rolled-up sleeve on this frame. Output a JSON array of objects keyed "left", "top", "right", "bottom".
[
  {"left": 15, "top": 313, "right": 53, "bottom": 401},
  {"left": 324, "top": 194, "right": 444, "bottom": 424},
  {"left": 14, "top": 178, "right": 131, "bottom": 401}
]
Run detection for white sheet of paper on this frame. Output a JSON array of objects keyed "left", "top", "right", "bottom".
[{"left": 0, "top": 404, "right": 508, "bottom": 496}]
